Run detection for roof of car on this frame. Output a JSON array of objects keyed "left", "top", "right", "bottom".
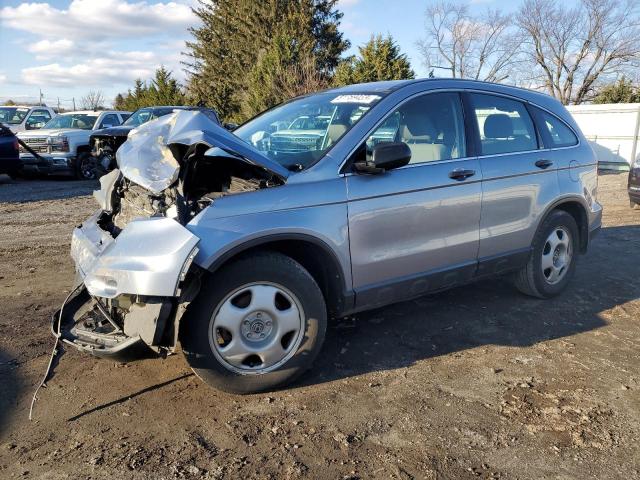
[
  {"left": 327, "top": 77, "right": 552, "bottom": 99},
  {"left": 61, "top": 110, "right": 128, "bottom": 115}
]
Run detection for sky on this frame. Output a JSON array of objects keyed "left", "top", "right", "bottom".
[{"left": 0, "top": 0, "right": 517, "bottom": 109}]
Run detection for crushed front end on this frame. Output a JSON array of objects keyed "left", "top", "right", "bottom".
[{"left": 57, "top": 111, "right": 286, "bottom": 360}]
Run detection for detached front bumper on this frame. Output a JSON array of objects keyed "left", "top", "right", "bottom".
[
  {"left": 62, "top": 211, "right": 200, "bottom": 358},
  {"left": 19, "top": 153, "right": 75, "bottom": 175}
]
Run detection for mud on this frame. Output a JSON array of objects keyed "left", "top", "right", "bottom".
[{"left": 0, "top": 172, "right": 638, "bottom": 479}]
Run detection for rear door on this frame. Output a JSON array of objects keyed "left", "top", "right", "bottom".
[
  {"left": 347, "top": 91, "right": 482, "bottom": 309},
  {"left": 465, "top": 92, "right": 559, "bottom": 274}
]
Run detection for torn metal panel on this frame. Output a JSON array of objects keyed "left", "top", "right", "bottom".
[
  {"left": 116, "top": 110, "right": 288, "bottom": 195},
  {"left": 72, "top": 214, "right": 199, "bottom": 298}
]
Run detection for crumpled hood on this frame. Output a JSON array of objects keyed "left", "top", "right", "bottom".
[
  {"left": 93, "top": 125, "right": 134, "bottom": 138},
  {"left": 116, "top": 110, "right": 289, "bottom": 194}
]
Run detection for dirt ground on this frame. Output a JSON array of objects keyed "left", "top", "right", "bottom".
[{"left": 0, "top": 172, "right": 638, "bottom": 480}]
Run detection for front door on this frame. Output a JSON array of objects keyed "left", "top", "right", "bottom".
[{"left": 346, "top": 91, "right": 482, "bottom": 309}]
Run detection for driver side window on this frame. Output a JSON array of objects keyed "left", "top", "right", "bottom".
[{"left": 366, "top": 92, "right": 466, "bottom": 164}]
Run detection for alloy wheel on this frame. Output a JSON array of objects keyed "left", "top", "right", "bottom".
[
  {"left": 208, "top": 282, "right": 305, "bottom": 374},
  {"left": 541, "top": 227, "right": 573, "bottom": 285}
]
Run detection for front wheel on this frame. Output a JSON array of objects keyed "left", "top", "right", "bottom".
[
  {"left": 514, "top": 210, "right": 579, "bottom": 298},
  {"left": 180, "top": 252, "right": 327, "bottom": 394},
  {"left": 75, "top": 152, "right": 97, "bottom": 180}
]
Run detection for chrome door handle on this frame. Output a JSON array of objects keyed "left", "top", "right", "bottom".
[
  {"left": 449, "top": 168, "right": 476, "bottom": 181},
  {"left": 535, "top": 159, "right": 553, "bottom": 169}
]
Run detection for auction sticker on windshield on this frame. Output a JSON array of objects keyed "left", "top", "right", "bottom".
[{"left": 331, "top": 94, "right": 381, "bottom": 104}]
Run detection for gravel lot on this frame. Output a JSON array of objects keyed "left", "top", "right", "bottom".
[{"left": 0, "top": 172, "right": 638, "bottom": 479}]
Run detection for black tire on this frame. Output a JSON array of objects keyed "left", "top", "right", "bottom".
[
  {"left": 180, "top": 251, "right": 327, "bottom": 394},
  {"left": 514, "top": 210, "right": 580, "bottom": 299},
  {"left": 75, "top": 152, "right": 96, "bottom": 180}
]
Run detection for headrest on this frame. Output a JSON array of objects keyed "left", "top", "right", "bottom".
[
  {"left": 484, "top": 114, "right": 513, "bottom": 139},
  {"left": 402, "top": 109, "right": 436, "bottom": 140}
]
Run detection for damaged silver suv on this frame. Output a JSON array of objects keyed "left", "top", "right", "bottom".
[{"left": 58, "top": 79, "right": 602, "bottom": 393}]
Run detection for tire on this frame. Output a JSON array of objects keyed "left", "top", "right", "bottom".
[
  {"left": 514, "top": 210, "right": 579, "bottom": 299},
  {"left": 75, "top": 152, "right": 97, "bottom": 180},
  {"left": 180, "top": 251, "right": 327, "bottom": 394}
]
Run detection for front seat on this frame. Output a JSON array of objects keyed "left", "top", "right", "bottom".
[{"left": 400, "top": 110, "right": 447, "bottom": 163}]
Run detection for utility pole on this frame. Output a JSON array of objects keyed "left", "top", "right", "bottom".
[
  {"left": 72, "top": 97, "right": 76, "bottom": 111},
  {"left": 39, "top": 88, "right": 43, "bottom": 105},
  {"left": 57, "top": 97, "right": 60, "bottom": 111}
]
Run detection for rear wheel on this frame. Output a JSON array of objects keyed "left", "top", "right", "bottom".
[
  {"left": 180, "top": 252, "right": 327, "bottom": 394},
  {"left": 514, "top": 210, "right": 579, "bottom": 298}
]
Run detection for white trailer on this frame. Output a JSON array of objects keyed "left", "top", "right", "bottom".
[{"left": 566, "top": 103, "right": 640, "bottom": 171}]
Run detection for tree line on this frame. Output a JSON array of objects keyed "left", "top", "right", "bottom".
[{"left": 110, "top": 0, "right": 640, "bottom": 121}]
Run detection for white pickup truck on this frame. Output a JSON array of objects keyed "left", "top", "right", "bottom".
[
  {"left": 17, "top": 110, "right": 130, "bottom": 179},
  {"left": 0, "top": 105, "right": 57, "bottom": 133}
]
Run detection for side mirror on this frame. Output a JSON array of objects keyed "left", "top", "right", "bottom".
[
  {"left": 354, "top": 142, "right": 411, "bottom": 174},
  {"left": 223, "top": 122, "right": 238, "bottom": 131}
]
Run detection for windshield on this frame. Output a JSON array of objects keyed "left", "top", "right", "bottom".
[
  {"left": 0, "top": 107, "right": 30, "bottom": 125},
  {"left": 124, "top": 108, "right": 176, "bottom": 127},
  {"left": 44, "top": 113, "right": 98, "bottom": 130},
  {"left": 233, "top": 92, "right": 383, "bottom": 169}
]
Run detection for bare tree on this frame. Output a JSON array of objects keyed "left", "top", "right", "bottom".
[
  {"left": 516, "top": 0, "right": 640, "bottom": 104},
  {"left": 418, "top": 1, "right": 522, "bottom": 82},
  {"left": 80, "top": 90, "right": 105, "bottom": 110}
]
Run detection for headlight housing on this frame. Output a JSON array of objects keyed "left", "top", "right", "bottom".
[{"left": 48, "top": 135, "right": 69, "bottom": 152}]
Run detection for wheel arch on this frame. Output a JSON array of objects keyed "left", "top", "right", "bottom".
[
  {"left": 540, "top": 197, "right": 589, "bottom": 253},
  {"left": 205, "top": 234, "right": 353, "bottom": 317}
]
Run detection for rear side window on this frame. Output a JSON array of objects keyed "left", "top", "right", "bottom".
[
  {"left": 534, "top": 108, "right": 578, "bottom": 148},
  {"left": 469, "top": 93, "right": 538, "bottom": 155}
]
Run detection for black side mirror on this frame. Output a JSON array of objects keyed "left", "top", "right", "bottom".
[
  {"left": 223, "top": 122, "right": 238, "bottom": 131},
  {"left": 354, "top": 142, "right": 411, "bottom": 174}
]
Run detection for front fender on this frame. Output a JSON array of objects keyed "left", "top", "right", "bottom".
[{"left": 72, "top": 213, "right": 199, "bottom": 298}]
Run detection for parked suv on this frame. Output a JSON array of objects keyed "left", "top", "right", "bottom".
[
  {"left": 17, "top": 110, "right": 129, "bottom": 178},
  {"left": 629, "top": 153, "right": 640, "bottom": 208},
  {"left": 89, "top": 106, "right": 220, "bottom": 177},
  {"left": 0, "top": 105, "right": 56, "bottom": 133},
  {"left": 56, "top": 80, "right": 601, "bottom": 394}
]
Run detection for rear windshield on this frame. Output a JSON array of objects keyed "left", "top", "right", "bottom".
[
  {"left": 233, "top": 92, "right": 383, "bottom": 170},
  {"left": 0, "top": 107, "right": 30, "bottom": 125},
  {"left": 44, "top": 114, "right": 98, "bottom": 130}
]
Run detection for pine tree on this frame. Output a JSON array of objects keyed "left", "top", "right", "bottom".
[
  {"left": 115, "top": 68, "right": 186, "bottom": 112},
  {"left": 333, "top": 35, "right": 415, "bottom": 86},
  {"left": 593, "top": 77, "right": 640, "bottom": 104},
  {"left": 184, "top": 0, "right": 348, "bottom": 122},
  {"left": 113, "top": 93, "right": 126, "bottom": 110},
  {"left": 145, "top": 66, "right": 185, "bottom": 106}
]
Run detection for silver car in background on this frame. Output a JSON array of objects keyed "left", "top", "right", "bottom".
[{"left": 56, "top": 79, "right": 602, "bottom": 393}]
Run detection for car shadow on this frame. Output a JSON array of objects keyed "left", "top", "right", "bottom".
[
  {"left": 301, "top": 224, "right": 640, "bottom": 388},
  {"left": 0, "top": 348, "right": 22, "bottom": 436},
  {"left": 0, "top": 175, "right": 97, "bottom": 203}
]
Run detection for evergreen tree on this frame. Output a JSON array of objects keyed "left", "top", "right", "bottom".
[
  {"left": 593, "top": 77, "right": 640, "bottom": 104},
  {"left": 145, "top": 66, "right": 185, "bottom": 106},
  {"left": 185, "top": 0, "right": 348, "bottom": 122},
  {"left": 115, "top": 68, "right": 186, "bottom": 112},
  {"left": 113, "top": 93, "right": 126, "bottom": 110},
  {"left": 333, "top": 35, "right": 415, "bottom": 86}
]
